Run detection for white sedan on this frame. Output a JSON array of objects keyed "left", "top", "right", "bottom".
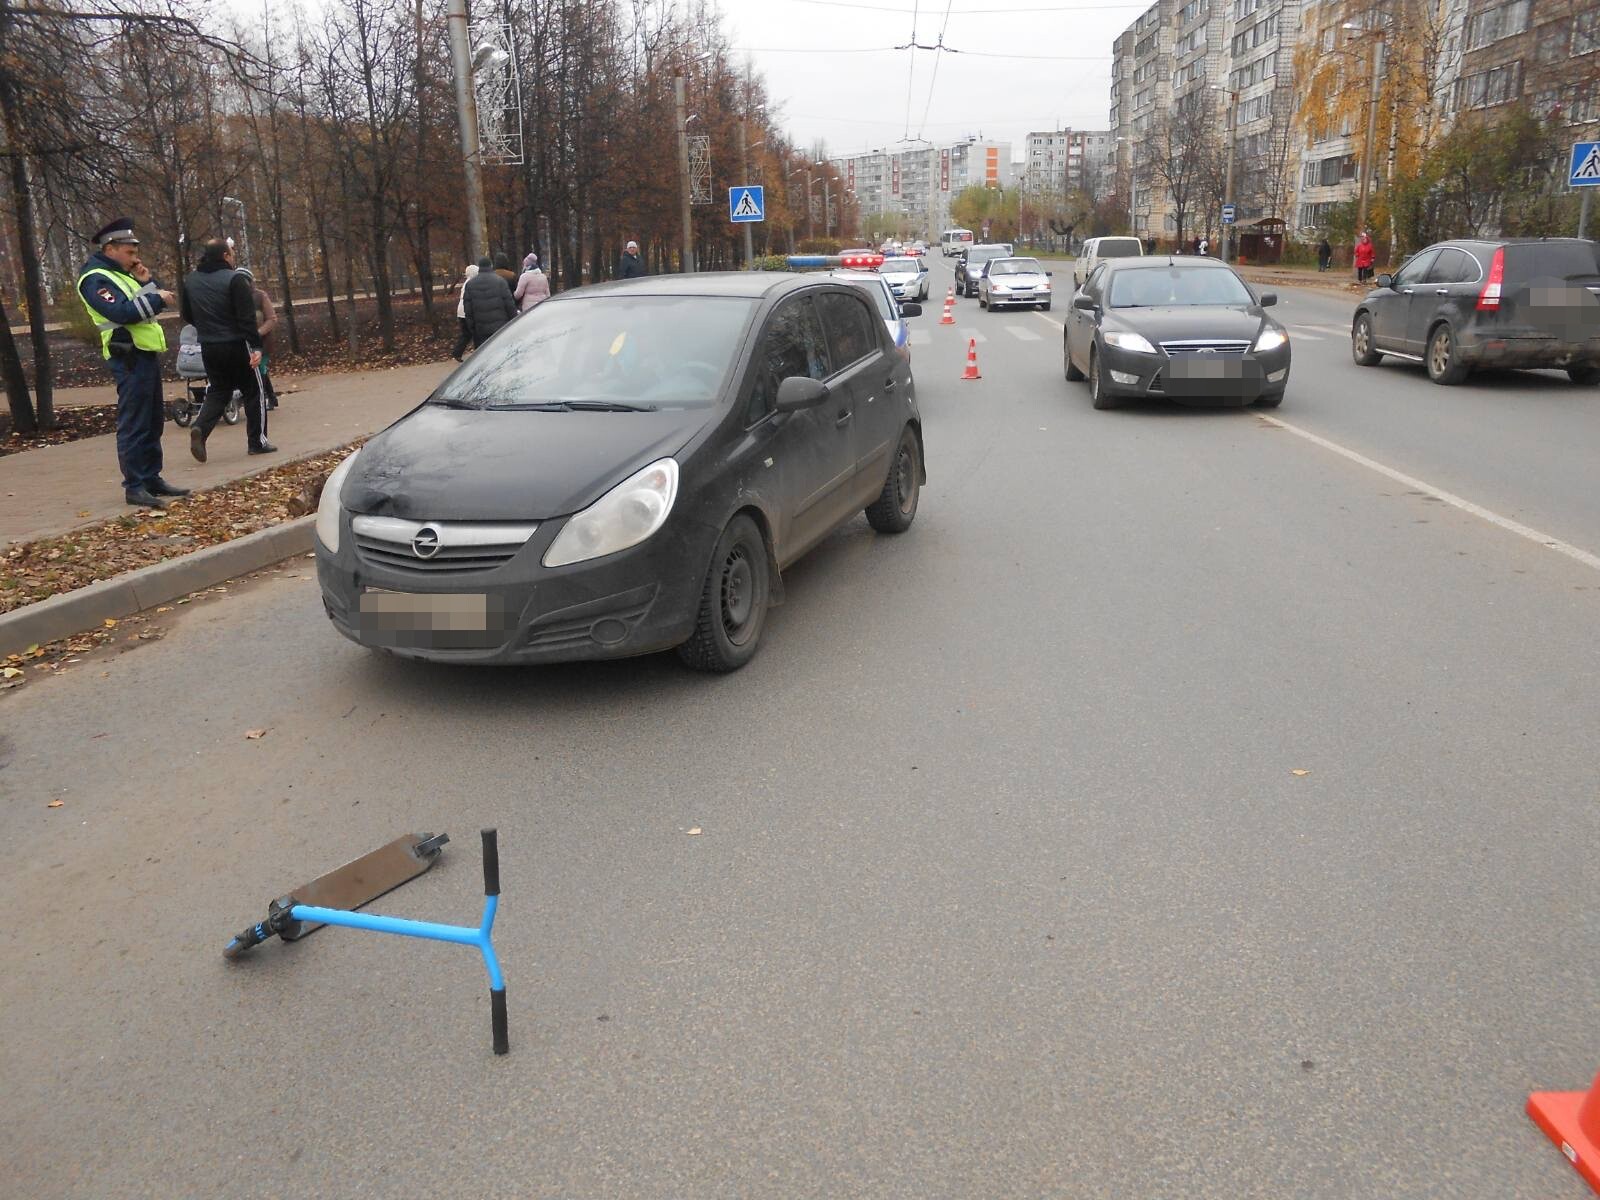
[{"left": 978, "top": 257, "right": 1053, "bottom": 312}]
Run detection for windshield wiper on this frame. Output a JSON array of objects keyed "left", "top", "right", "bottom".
[
  {"left": 429, "top": 396, "right": 483, "bottom": 409},
  {"left": 492, "top": 400, "right": 659, "bottom": 412}
]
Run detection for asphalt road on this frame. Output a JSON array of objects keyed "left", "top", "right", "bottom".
[{"left": 2, "top": 255, "right": 1597, "bottom": 1199}]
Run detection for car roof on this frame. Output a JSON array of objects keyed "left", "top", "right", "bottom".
[
  {"left": 829, "top": 269, "right": 889, "bottom": 285},
  {"left": 1100, "top": 256, "right": 1234, "bottom": 271},
  {"left": 881, "top": 256, "right": 920, "bottom": 265},
  {"left": 572, "top": 271, "right": 816, "bottom": 300}
]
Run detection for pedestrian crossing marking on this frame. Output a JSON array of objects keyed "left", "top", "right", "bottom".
[
  {"left": 1005, "top": 326, "right": 1041, "bottom": 341},
  {"left": 960, "top": 328, "right": 987, "bottom": 343}
]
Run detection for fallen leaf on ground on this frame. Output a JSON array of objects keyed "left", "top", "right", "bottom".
[
  {"left": 2, "top": 667, "right": 20, "bottom": 679},
  {"left": 686, "top": 827, "right": 702, "bottom": 836},
  {"left": 103, "top": 618, "right": 117, "bottom": 628},
  {"left": 1291, "top": 768, "right": 1310, "bottom": 776},
  {"left": 244, "top": 728, "right": 269, "bottom": 740},
  {"left": 47, "top": 799, "right": 63, "bottom": 808}
]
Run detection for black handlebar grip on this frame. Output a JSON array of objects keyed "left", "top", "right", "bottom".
[
  {"left": 224, "top": 921, "right": 268, "bottom": 960},
  {"left": 491, "top": 987, "right": 509, "bottom": 1055},
  {"left": 481, "top": 828, "right": 500, "bottom": 896}
]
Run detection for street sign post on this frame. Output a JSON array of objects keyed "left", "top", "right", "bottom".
[
  {"left": 1571, "top": 142, "right": 1600, "bottom": 239},
  {"left": 729, "top": 186, "right": 765, "bottom": 223},
  {"left": 1221, "top": 204, "right": 1236, "bottom": 225}
]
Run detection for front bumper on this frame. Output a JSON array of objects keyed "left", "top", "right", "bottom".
[
  {"left": 1097, "top": 340, "right": 1291, "bottom": 405},
  {"left": 987, "top": 290, "right": 1050, "bottom": 308},
  {"left": 316, "top": 511, "right": 718, "bottom": 664}
]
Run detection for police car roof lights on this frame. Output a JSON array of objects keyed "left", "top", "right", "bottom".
[{"left": 786, "top": 253, "right": 885, "bottom": 271}]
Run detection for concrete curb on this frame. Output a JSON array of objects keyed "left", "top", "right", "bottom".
[{"left": 0, "top": 515, "right": 315, "bottom": 657}]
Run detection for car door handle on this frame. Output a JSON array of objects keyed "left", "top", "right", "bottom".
[
  {"left": 1402, "top": 288, "right": 1414, "bottom": 295},
  {"left": 883, "top": 376, "right": 896, "bottom": 390},
  {"left": 835, "top": 410, "right": 852, "bottom": 427},
  {"left": 1434, "top": 288, "right": 1449, "bottom": 295}
]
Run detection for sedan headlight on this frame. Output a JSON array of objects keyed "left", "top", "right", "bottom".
[
  {"left": 1103, "top": 330, "right": 1157, "bottom": 354},
  {"left": 315, "top": 448, "right": 361, "bottom": 554},
  {"left": 1254, "top": 326, "right": 1288, "bottom": 353},
  {"left": 543, "top": 457, "right": 679, "bottom": 567}
]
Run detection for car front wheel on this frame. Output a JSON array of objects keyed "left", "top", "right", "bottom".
[
  {"left": 1089, "top": 346, "right": 1119, "bottom": 409},
  {"left": 1352, "top": 313, "right": 1382, "bottom": 366},
  {"left": 865, "top": 426, "right": 921, "bottom": 533},
  {"left": 677, "top": 514, "right": 770, "bottom": 673},
  {"left": 1426, "top": 323, "right": 1470, "bottom": 385}
]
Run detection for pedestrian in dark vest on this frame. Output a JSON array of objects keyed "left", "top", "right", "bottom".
[
  {"left": 1316, "top": 237, "right": 1333, "bottom": 272},
  {"left": 620, "top": 240, "right": 645, "bottom": 278},
  {"left": 182, "top": 237, "right": 273, "bottom": 461},
  {"left": 75, "top": 217, "right": 189, "bottom": 509},
  {"left": 462, "top": 255, "right": 517, "bottom": 348}
]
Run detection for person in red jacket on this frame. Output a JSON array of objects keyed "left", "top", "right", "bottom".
[{"left": 1354, "top": 232, "right": 1376, "bottom": 283}]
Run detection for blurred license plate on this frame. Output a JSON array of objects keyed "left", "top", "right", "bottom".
[
  {"left": 1170, "top": 357, "right": 1232, "bottom": 379},
  {"left": 360, "top": 589, "right": 488, "bottom": 631}
]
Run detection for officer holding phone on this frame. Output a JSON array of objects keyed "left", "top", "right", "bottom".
[{"left": 76, "top": 217, "right": 189, "bottom": 509}]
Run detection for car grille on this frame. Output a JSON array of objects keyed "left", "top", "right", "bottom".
[
  {"left": 1160, "top": 340, "right": 1251, "bottom": 355},
  {"left": 351, "top": 515, "right": 539, "bottom": 575}
]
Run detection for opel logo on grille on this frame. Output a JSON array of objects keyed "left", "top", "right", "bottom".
[{"left": 411, "top": 525, "right": 442, "bottom": 559}]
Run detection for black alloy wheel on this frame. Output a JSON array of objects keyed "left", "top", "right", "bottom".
[
  {"left": 678, "top": 514, "right": 770, "bottom": 673},
  {"left": 865, "top": 426, "right": 921, "bottom": 533}
]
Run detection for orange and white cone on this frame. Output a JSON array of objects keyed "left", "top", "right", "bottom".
[
  {"left": 939, "top": 295, "right": 956, "bottom": 325},
  {"left": 961, "top": 338, "right": 981, "bottom": 381},
  {"left": 1529, "top": 1067, "right": 1600, "bottom": 1191}
]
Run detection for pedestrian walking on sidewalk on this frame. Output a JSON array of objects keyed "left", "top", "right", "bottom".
[
  {"left": 620, "top": 240, "right": 645, "bottom": 278},
  {"left": 182, "top": 237, "right": 274, "bottom": 462},
  {"left": 1317, "top": 237, "right": 1333, "bottom": 272},
  {"left": 462, "top": 255, "right": 516, "bottom": 348},
  {"left": 514, "top": 253, "right": 550, "bottom": 314},
  {"left": 492, "top": 252, "right": 517, "bottom": 286},
  {"left": 75, "top": 217, "right": 189, "bottom": 510},
  {"left": 239, "top": 267, "right": 280, "bottom": 409},
  {"left": 451, "top": 263, "right": 478, "bottom": 360},
  {"left": 1354, "top": 232, "right": 1376, "bottom": 283}
]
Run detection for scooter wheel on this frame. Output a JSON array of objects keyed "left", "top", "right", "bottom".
[
  {"left": 171, "top": 403, "right": 193, "bottom": 428},
  {"left": 223, "top": 397, "right": 242, "bottom": 426}
]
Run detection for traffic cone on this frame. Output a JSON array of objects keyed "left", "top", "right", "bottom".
[
  {"left": 961, "top": 338, "right": 981, "bottom": 380},
  {"left": 1528, "top": 1068, "right": 1600, "bottom": 1191},
  {"left": 939, "top": 295, "right": 955, "bottom": 325}
]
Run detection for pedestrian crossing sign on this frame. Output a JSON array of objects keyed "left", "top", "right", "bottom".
[
  {"left": 1570, "top": 142, "right": 1600, "bottom": 187},
  {"left": 729, "top": 186, "right": 765, "bottom": 223}
]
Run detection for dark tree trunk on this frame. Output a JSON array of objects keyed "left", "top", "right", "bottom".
[
  {"left": 0, "top": 288, "right": 36, "bottom": 433},
  {"left": 6, "top": 137, "right": 51, "bottom": 427},
  {"left": 313, "top": 205, "right": 341, "bottom": 341}
]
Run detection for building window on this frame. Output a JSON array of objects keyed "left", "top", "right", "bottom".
[
  {"left": 1453, "top": 61, "right": 1523, "bottom": 109},
  {"left": 1233, "top": 0, "right": 1260, "bottom": 20},
  {"left": 1178, "top": 0, "right": 1205, "bottom": 24},
  {"left": 1464, "top": 1, "right": 1529, "bottom": 51},
  {"left": 1575, "top": 10, "right": 1600, "bottom": 56}
]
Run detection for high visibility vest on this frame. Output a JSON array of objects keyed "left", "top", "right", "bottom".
[{"left": 77, "top": 266, "right": 167, "bottom": 358}]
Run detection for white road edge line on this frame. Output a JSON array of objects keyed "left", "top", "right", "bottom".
[
  {"left": 1258, "top": 414, "right": 1600, "bottom": 574},
  {"left": 1034, "top": 312, "right": 1064, "bottom": 330}
]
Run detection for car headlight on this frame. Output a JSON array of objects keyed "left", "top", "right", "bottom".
[
  {"left": 1103, "top": 330, "right": 1157, "bottom": 354},
  {"left": 542, "top": 457, "right": 679, "bottom": 567},
  {"left": 315, "top": 448, "right": 361, "bottom": 554},
  {"left": 1254, "top": 326, "right": 1288, "bottom": 353}
]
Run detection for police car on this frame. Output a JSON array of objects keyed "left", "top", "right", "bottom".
[{"left": 784, "top": 254, "right": 922, "bottom": 360}]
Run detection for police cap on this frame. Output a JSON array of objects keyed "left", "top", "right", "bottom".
[{"left": 91, "top": 218, "right": 139, "bottom": 246}]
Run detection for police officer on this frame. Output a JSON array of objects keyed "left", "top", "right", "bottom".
[
  {"left": 76, "top": 217, "right": 190, "bottom": 509},
  {"left": 182, "top": 236, "right": 274, "bottom": 460}
]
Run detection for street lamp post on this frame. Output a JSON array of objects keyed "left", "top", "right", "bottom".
[
  {"left": 1343, "top": 22, "right": 1387, "bottom": 251},
  {"left": 675, "top": 77, "right": 695, "bottom": 272},
  {"left": 1210, "top": 86, "right": 1238, "bottom": 263},
  {"left": 446, "top": 0, "right": 487, "bottom": 258},
  {"left": 1116, "top": 135, "right": 1137, "bottom": 237},
  {"left": 222, "top": 195, "right": 249, "bottom": 268}
]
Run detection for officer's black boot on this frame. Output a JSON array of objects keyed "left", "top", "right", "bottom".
[{"left": 126, "top": 488, "right": 169, "bottom": 510}]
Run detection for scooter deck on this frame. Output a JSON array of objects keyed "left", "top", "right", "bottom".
[{"left": 282, "top": 833, "right": 446, "bottom": 940}]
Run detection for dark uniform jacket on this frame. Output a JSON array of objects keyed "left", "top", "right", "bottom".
[
  {"left": 181, "top": 262, "right": 261, "bottom": 349},
  {"left": 462, "top": 270, "right": 517, "bottom": 343},
  {"left": 620, "top": 252, "right": 644, "bottom": 278},
  {"left": 77, "top": 251, "right": 167, "bottom": 353}
]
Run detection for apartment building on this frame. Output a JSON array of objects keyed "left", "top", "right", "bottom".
[
  {"left": 829, "top": 138, "right": 1013, "bottom": 237},
  {"left": 1111, "top": 1, "right": 1174, "bottom": 236},
  {"left": 1023, "top": 130, "right": 1113, "bottom": 200},
  {"left": 1454, "top": 0, "right": 1598, "bottom": 131}
]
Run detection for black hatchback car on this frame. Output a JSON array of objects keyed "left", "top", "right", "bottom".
[
  {"left": 1063, "top": 257, "right": 1290, "bottom": 408},
  {"left": 1351, "top": 238, "right": 1600, "bottom": 385},
  {"left": 314, "top": 273, "right": 925, "bottom": 672}
]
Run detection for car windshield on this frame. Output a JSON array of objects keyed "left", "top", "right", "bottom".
[
  {"left": 880, "top": 258, "right": 920, "bottom": 275},
  {"left": 1108, "top": 267, "right": 1254, "bottom": 308},
  {"left": 432, "top": 295, "right": 755, "bottom": 409},
  {"left": 1097, "top": 240, "right": 1143, "bottom": 258},
  {"left": 991, "top": 259, "right": 1043, "bottom": 276}
]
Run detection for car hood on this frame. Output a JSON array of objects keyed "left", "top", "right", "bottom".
[
  {"left": 343, "top": 403, "right": 710, "bottom": 521},
  {"left": 1103, "top": 305, "right": 1267, "bottom": 343}
]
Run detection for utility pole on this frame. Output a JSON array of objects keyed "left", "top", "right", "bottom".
[
  {"left": 446, "top": 0, "right": 487, "bottom": 259},
  {"left": 737, "top": 122, "right": 754, "bottom": 266},
  {"left": 675, "top": 76, "right": 694, "bottom": 273},
  {"left": 806, "top": 169, "right": 814, "bottom": 240},
  {"left": 822, "top": 176, "right": 831, "bottom": 238},
  {"left": 1222, "top": 91, "right": 1237, "bottom": 263},
  {"left": 1354, "top": 36, "right": 1385, "bottom": 247},
  {"left": 1580, "top": 189, "right": 1592, "bottom": 240}
]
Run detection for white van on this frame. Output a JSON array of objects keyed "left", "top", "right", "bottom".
[
  {"left": 1073, "top": 236, "right": 1144, "bottom": 286},
  {"left": 940, "top": 228, "right": 974, "bottom": 257}
]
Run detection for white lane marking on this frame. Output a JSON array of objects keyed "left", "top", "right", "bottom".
[
  {"left": 1006, "top": 325, "right": 1041, "bottom": 342},
  {"left": 1290, "top": 331, "right": 1324, "bottom": 341},
  {"left": 1034, "top": 311, "right": 1064, "bottom": 331},
  {"left": 909, "top": 328, "right": 931, "bottom": 346},
  {"left": 960, "top": 328, "right": 987, "bottom": 344},
  {"left": 1259, "top": 415, "right": 1600, "bottom": 574}
]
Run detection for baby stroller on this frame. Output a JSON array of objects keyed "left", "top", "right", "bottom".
[{"left": 170, "top": 323, "right": 241, "bottom": 428}]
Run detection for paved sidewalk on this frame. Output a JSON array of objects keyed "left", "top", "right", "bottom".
[{"left": 1, "top": 359, "right": 454, "bottom": 546}]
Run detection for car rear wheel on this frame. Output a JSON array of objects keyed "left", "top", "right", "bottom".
[
  {"left": 1064, "top": 337, "right": 1084, "bottom": 381},
  {"left": 1351, "top": 313, "right": 1382, "bottom": 366},
  {"left": 1089, "top": 346, "right": 1119, "bottom": 410},
  {"left": 1567, "top": 364, "right": 1600, "bottom": 385},
  {"left": 1426, "top": 323, "right": 1470, "bottom": 385},
  {"left": 677, "top": 514, "right": 770, "bottom": 673},
  {"left": 865, "top": 426, "right": 921, "bottom": 534}
]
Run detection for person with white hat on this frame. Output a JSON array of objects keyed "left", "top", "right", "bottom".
[
  {"left": 75, "top": 217, "right": 188, "bottom": 509},
  {"left": 619, "top": 240, "right": 645, "bottom": 279}
]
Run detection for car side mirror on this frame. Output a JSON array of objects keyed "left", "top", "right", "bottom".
[
  {"left": 1046, "top": 270, "right": 1054, "bottom": 277},
  {"left": 1376, "top": 273, "right": 1394, "bottom": 289},
  {"left": 1258, "top": 291, "right": 1278, "bottom": 307},
  {"left": 1072, "top": 295, "right": 1097, "bottom": 311},
  {"left": 775, "top": 376, "right": 829, "bottom": 413},
  {"left": 899, "top": 302, "right": 922, "bottom": 318}
]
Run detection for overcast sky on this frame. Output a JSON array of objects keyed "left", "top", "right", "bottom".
[{"left": 717, "top": 0, "right": 1141, "bottom": 159}]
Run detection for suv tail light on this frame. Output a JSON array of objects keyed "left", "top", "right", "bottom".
[{"left": 1477, "top": 246, "right": 1504, "bottom": 312}]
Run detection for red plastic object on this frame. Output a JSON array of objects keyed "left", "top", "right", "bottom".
[
  {"left": 961, "top": 337, "right": 981, "bottom": 380},
  {"left": 1528, "top": 1069, "right": 1600, "bottom": 1193},
  {"left": 939, "top": 299, "right": 955, "bottom": 325},
  {"left": 838, "top": 252, "right": 884, "bottom": 269}
]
